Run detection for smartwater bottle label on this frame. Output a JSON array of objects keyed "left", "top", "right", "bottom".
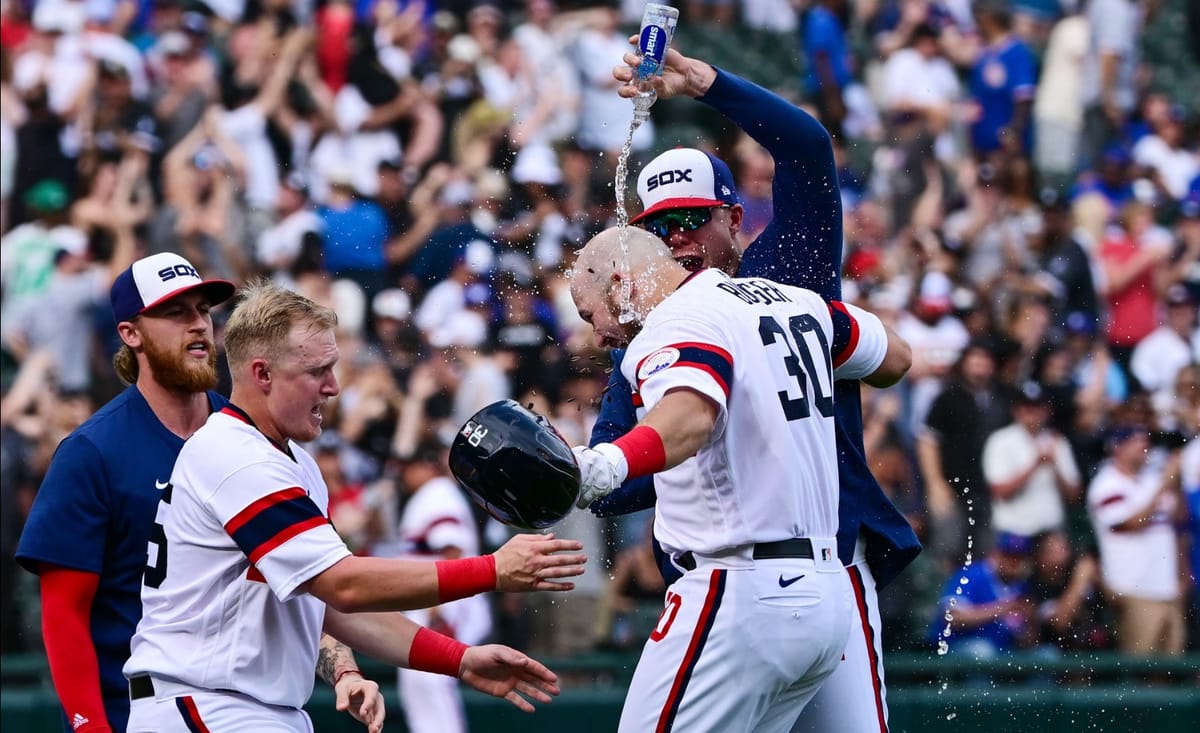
[{"left": 637, "top": 4, "right": 678, "bottom": 80}]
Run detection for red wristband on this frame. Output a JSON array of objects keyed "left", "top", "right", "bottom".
[
  {"left": 333, "top": 668, "right": 362, "bottom": 686},
  {"left": 613, "top": 425, "right": 667, "bottom": 479},
  {"left": 435, "top": 554, "right": 497, "bottom": 604},
  {"left": 408, "top": 627, "right": 468, "bottom": 678}
]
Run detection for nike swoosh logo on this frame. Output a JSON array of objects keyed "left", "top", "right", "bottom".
[
  {"left": 155, "top": 479, "right": 170, "bottom": 490},
  {"left": 778, "top": 574, "right": 806, "bottom": 588}
]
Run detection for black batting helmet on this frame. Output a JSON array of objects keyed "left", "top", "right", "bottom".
[{"left": 448, "top": 400, "right": 581, "bottom": 530}]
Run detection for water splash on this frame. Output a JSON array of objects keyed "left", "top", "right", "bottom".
[{"left": 614, "top": 120, "right": 640, "bottom": 324}]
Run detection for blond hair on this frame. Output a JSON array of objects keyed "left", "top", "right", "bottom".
[
  {"left": 113, "top": 345, "right": 138, "bottom": 385},
  {"left": 224, "top": 279, "right": 338, "bottom": 374}
]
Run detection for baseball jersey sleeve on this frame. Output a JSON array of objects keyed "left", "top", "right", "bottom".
[
  {"left": 628, "top": 317, "right": 734, "bottom": 421},
  {"left": 15, "top": 435, "right": 109, "bottom": 574},
  {"left": 206, "top": 461, "right": 351, "bottom": 602},
  {"left": 827, "top": 301, "right": 888, "bottom": 381},
  {"left": 1087, "top": 470, "right": 1149, "bottom": 528}
]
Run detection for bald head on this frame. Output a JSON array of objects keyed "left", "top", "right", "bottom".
[{"left": 570, "top": 227, "right": 689, "bottom": 347}]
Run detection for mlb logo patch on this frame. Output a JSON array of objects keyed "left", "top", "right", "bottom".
[
  {"left": 822, "top": 548, "right": 832, "bottom": 562},
  {"left": 638, "top": 347, "right": 680, "bottom": 381},
  {"left": 461, "top": 421, "right": 478, "bottom": 438}
]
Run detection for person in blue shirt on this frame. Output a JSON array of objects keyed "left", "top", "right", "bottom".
[
  {"left": 968, "top": 1, "right": 1037, "bottom": 157},
  {"left": 600, "top": 42, "right": 921, "bottom": 732},
  {"left": 15, "top": 253, "right": 384, "bottom": 733},
  {"left": 802, "top": 0, "right": 854, "bottom": 140},
  {"left": 930, "top": 532, "right": 1035, "bottom": 656}
]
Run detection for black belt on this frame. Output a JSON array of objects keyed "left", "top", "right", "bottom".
[
  {"left": 129, "top": 674, "right": 154, "bottom": 700},
  {"left": 675, "top": 538, "right": 814, "bottom": 571}
]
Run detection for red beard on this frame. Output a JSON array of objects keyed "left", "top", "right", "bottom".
[{"left": 143, "top": 335, "right": 219, "bottom": 394}]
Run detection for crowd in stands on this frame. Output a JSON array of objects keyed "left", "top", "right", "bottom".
[{"left": 1, "top": 0, "right": 1198, "bottom": 669}]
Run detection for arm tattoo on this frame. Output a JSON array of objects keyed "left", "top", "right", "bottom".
[{"left": 316, "top": 634, "right": 354, "bottom": 685}]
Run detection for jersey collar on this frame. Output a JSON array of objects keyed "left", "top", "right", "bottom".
[{"left": 219, "top": 403, "right": 296, "bottom": 461}]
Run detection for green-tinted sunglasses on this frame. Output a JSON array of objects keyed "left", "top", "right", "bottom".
[{"left": 639, "top": 206, "right": 726, "bottom": 238}]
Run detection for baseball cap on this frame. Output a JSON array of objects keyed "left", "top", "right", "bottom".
[
  {"left": 372, "top": 288, "right": 412, "bottom": 321},
  {"left": 1013, "top": 380, "right": 1049, "bottom": 407},
  {"left": 632, "top": 148, "right": 741, "bottom": 224},
  {"left": 1165, "top": 284, "right": 1196, "bottom": 307},
  {"left": 110, "top": 253, "right": 236, "bottom": 324},
  {"left": 23, "top": 179, "right": 69, "bottom": 213},
  {"left": 994, "top": 531, "right": 1033, "bottom": 557},
  {"left": 1104, "top": 424, "right": 1144, "bottom": 452}
]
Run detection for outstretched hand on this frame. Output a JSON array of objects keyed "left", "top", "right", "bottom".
[
  {"left": 334, "top": 673, "right": 385, "bottom": 733},
  {"left": 459, "top": 644, "right": 561, "bottom": 713},
  {"left": 612, "top": 39, "right": 716, "bottom": 100},
  {"left": 493, "top": 533, "right": 586, "bottom": 592}
]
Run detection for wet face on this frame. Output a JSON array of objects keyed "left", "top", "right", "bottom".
[
  {"left": 130, "top": 291, "right": 219, "bottom": 394},
  {"left": 266, "top": 324, "right": 340, "bottom": 443},
  {"left": 572, "top": 281, "right": 637, "bottom": 349},
  {"left": 638, "top": 205, "right": 742, "bottom": 275}
]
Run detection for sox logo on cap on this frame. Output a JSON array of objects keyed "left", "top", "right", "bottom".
[
  {"left": 110, "top": 252, "right": 236, "bottom": 324},
  {"left": 632, "top": 148, "right": 741, "bottom": 223}
]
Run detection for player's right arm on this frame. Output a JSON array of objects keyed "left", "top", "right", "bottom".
[{"left": 15, "top": 435, "right": 114, "bottom": 733}]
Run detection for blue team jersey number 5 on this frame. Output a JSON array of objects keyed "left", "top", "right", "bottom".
[
  {"left": 144, "top": 482, "right": 172, "bottom": 588},
  {"left": 758, "top": 314, "right": 834, "bottom": 420}
]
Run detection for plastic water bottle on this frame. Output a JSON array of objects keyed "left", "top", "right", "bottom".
[{"left": 632, "top": 3, "right": 679, "bottom": 125}]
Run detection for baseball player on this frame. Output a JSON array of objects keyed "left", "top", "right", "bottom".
[
  {"left": 570, "top": 229, "right": 912, "bottom": 732},
  {"left": 393, "top": 446, "right": 494, "bottom": 733},
  {"left": 15, "top": 253, "right": 383, "bottom": 733},
  {"left": 592, "top": 45, "right": 922, "bottom": 730},
  {"left": 123, "top": 280, "right": 585, "bottom": 732}
]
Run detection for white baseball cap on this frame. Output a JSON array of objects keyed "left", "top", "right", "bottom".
[
  {"left": 632, "top": 148, "right": 741, "bottom": 224},
  {"left": 110, "top": 253, "right": 235, "bottom": 323}
]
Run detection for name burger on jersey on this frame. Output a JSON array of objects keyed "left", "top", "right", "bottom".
[{"left": 717, "top": 279, "right": 792, "bottom": 306}]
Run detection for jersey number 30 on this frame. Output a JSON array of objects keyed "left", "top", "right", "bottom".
[{"left": 758, "top": 314, "right": 834, "bottom": 420}]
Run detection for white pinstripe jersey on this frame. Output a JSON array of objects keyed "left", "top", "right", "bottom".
[
  {"left": 622, "top": 269, "right": 888, "bottom": 557},
  {"left": 124, "top": 407, "right": 352, "bottom": 709}
]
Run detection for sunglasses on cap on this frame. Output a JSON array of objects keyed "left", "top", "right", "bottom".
[{"left": 638, "top": 206, "right": 728, "bottom": 239}]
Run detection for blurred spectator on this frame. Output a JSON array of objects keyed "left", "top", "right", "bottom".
[
  {"left": 1098, "top": 200, "right": 1175, "bottom": 371},
  {"left": 1, "top": 180, "right": 78, "bottom": 322},
  {"left": 932, "top": 531, "right": 1037, "bottom": 657},
  {"left": 1088, "top": 426, "right": 1187, "bottom": 656},
  {"left": 1130, "top": 285, "right": 1200, "bottom": 422},
  {"left": 1013, "top": 186, "right": 1100, "bottom": 335},
  {"left": 595, "top": 519, "right": 665, "bottom": 651},
  {"left": 801, "top": 0, "right": 853, "bottom": 140},
  {"left": 389, "top": 442, "right": 493, "bottom": 733},
  {"left": 1182, "top": 436, "right": 1200, "bottom": 649},
  {"left": 896, "top": 270, "right": 970, "bottom": 431},
  {"left": 315, "top": 168, "right": 391, "bottom": 304},
  {"left": 967, "top": 0, "right": 1036, "bottom": 158},
  {"left": 983, "top": 381, "right": 1081, "bottom": 542},
  {"left": 414, "top": 238, "right": 495, "bottom": 340},
  {"left": 1132, "top": 103, "right": 1197, "bottom": 203},
  {"left": 1027, "top": 529, "right": 1110, "bottom": 651},
  {"left": 1079, "top": 0, "right": 1143, "bottom": 171},
  {"left": 919, "top": 340, "right": 1010, "bottom": 566},
  {"left": 880, "top": 22, "right": 960, "bottom": 159},
  {"left": 1032, "top": 4, "right": 1088, "bottom": 181},
  {"left": 405, "top": 173, "right": 492, "bottom": 290},
  {"left": 256, "top": 170, "right": 323, "bottom": 280}
]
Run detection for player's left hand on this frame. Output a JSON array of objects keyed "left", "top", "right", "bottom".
[
  {"left": 334, "top": 671, "right": 385, "bottom": 733},
  {"left": 459, "top": 644, "right": 561, "bottom": 713}
]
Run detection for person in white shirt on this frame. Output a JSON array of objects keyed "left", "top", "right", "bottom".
[
  {"left": 124, "top": 280, "right": 587, "bottom": 732},
  {"left": 1087, "top": 426, "right": 1187, "bottom": 656},
  {"left": 983, "top": 382, "right": 1081, "bottom": 541},
  {"left": 568, "top": 228, "right": 912, "bottom": 732},
  {"left": 1130, "top": 285, "right": 1200, "bottom": 426}
]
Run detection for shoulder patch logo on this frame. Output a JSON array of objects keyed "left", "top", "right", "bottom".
[{"left": 638, "top": 347, "right": 680, "bottom": 381}]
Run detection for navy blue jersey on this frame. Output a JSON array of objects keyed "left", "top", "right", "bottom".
[
  {"left": 16, "top": 386, "right": 226, "bottom": 733},
  {"left": 590, "top": 68, "right": 920, "bottom": 587}
]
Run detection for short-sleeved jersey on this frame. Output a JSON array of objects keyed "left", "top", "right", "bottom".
[
  {"left": 16, "top": 386, "right": 226, "bottom": 733},
  {"left": 396, "top": 476, "right": 492, "bottom": 647},
  {"left": 124, "top": 406, "right": 351, "bottom": 709},
  {"left": 622, "top": 270, "right": 887, "bottom": 556},
  {"left": 1087, "top": 462, "right": 1180, "bottom": 601}
]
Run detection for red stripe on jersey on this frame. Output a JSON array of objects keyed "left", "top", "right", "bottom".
[
  {"left": 829, "top": 301, "right": 860, "bottom": 369},
  {"left": 246, "top": 564, "right": 266, "bottom": 583},
  {"left": 413, "top": 516, "right": 464, "bottom": 553},
  {"left": 656, "top": 569, "right": 726, "bottom": 733},
  {"left": 247, "top": 515, "right": 329, "bottom": 564},
  {"left": 225, "top": 487, "right": 308, "bottom": 536},
  {"left": 849, "top": 566, "right": 889, "bottom": 733},
  {"left": 632, "top": 391, "right": 644, "bottom": 408},
  {"left": 637, "top": 342, "right": 734, "bottom": 399},
  {"left": 219, "top": 406, "right": 249, "bottom": 423},
  {"left": 176, "top": 696, "right": 212, "bottom": 733},
  {"left": 1097, "top": 494, "right": 1125, "bottom": 508}
]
